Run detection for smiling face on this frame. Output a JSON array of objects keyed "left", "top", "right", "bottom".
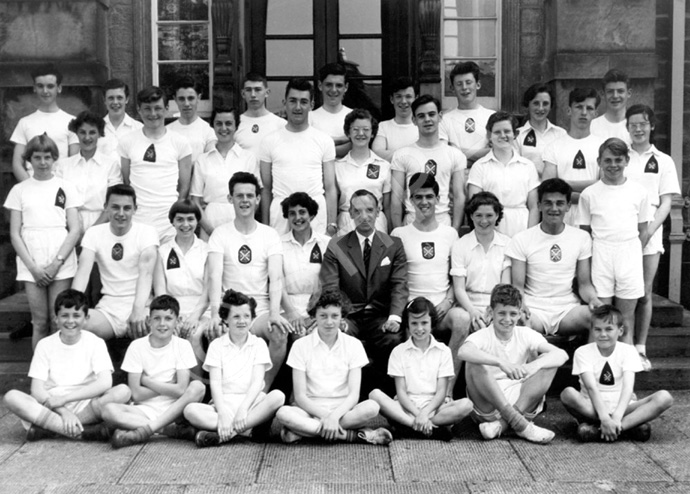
[
  {"left": 319, "top": 74, "right": 348, "bottom": 108},
  {"left": 488, "top": 119, "right": 515, "bottom": 151},
  {"left": 148, "top": 308, "right": 178, "bottom": 343},
  {"left": 76, "top": 122, "right": 100, "bottom": 155},
  {"left": 138, "top": 97, "right": 167, "bottom": 129},
  {"left": 224, "top": 303, "right": 253, "bottom": 342},
  {"left": 470, "top": 204, "right": 499, "bottom": 234},
  {"left": 592, "top": 317, "right": 624, "bottom": 354},
  {"left": 391, "top": 87, "right": 416, "bottom": 119},
  {"left": 407, "top": 311, "right": 432, "bottom": 347},
  {"left": 55, "top": 305, "right": 87, "bottom": 340},
  {"left": 350, "top": 194, "right": 379, "bottom": 236},
  {"left": 106, "top": 193, "right": 136, "bottom": 232},
  {"left": 314, "top": 304, "right": 342, "bottom": 339},
  {"left": 528, "top": 91, "right": 552, "bottom": 125},
  {"left": 287, "top": 204, "right": 313, "bottom": 235},
  {"left": 627, "top": 113, "right": 653, "bottom": 148},
  {"left": 29, "top": 151, "right": 55, "bottom": 177},
  {"left": 568, "top": 98, "right": 597, "bottom": 132},
  {"left": 242, "top": 80, "right": 269, "bottom": 111},
  {"left": 598, "top": 148, "right": 629, "bottom": 184},
  {"left": 412, "top": 102, "right": 441, "bottom": 137},
  {"left": 213, "top": 111, "right": 237, "bottom": 144},
  {"left": 175, "top": 87, "right": 199, "bottom": 121},
  {"left": 105, "top": 88, "right": 128, "bottom": 119},
  {"left": 348, "top": 118, "right": 373, "bottom": 149},
  {"left": 410, "top": 187, "right": 437, "bottom": 221},
  {"left": 604, "top": 82, "right": 631, "bottom": 113},
  {"left": 229, "top": 182, "right": 260, "bottom": 219},
  {"left": 172, "top": 212, "right": 198, "bottom": 239},
  {"left": 451, "top": 72, "right": 480, "bottom": 109},
  {"left": 34, "top": 75, "right": 60, "bottom": 107},
  {"left": 284, "top": 89, "right": 312, "bottom": 127},
  {"left": 538, "top": 192, "right": 570, "bottom": 229},
  {"left": 490, "top": 302, "right": 521, "bottom": 336}
]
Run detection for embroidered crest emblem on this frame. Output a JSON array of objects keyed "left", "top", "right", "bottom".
[
  {"left": 572, "top": 150, "right": 585, "bottom": 169},
  {"left": 55, "top": 188, "right": 66, "bottom": 209},
  {"left": 424, "top": 159, "right": 437, "bottom": 176},
  {"left": 111, "top": 242, "right": 124, "bottom": 261},
  {"left": 238, "top": 244, "right": 252, "bottom": 264},
  {"left": 251, "top": 124, "right": 259, "bottom": 134},
  {"left": 366, "top": 163, "right": 380, "bottom": 179},
  {"left": 465, "top": 118, "right": 475, "bottom": 133},
  {"left": 167, "top": 249, "right": 180, "bottom": 269},
  {"left": 310, "top": 244, "right": 322, "bottom": 263},
  {"left": 524, "top": 129, "right": 537, "bottom": 147},
  {"left": 422, "top": 242, "right": 435, "bottom": 259},
  {"left": 644, "top": 156, "right": 658, "bottom": 174},
  {"left": 550, "top": 244, "right": 562, "bottom": 262},
  {"left": 599, "top": 361, "right": 614, "bottom": 386},
  {"left": 143, "top": 144, "right": 156, "bottom": 162}
]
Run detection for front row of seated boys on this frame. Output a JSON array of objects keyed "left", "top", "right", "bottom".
[{"left": 4, "top": 284, "right": 672, "bottom": 447}]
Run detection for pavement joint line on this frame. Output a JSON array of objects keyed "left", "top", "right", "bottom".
[
  {"left": 253, "top": 442, "right": 267, "bottom": 485},
  {"left": 507, "top": 438, "right": 537, "bottom": 482},
  {"left": 632, "top": 438, "right": 680, "bottom": 482},
  {"left": 114, "top": 442, "right": 146, "bottom": 485}
]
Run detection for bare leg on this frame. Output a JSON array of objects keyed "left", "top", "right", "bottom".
[
  {"left": 431, "top": 398, "right": 472, "bottom": 426},
  {"left": 369, "top": 389, "right": 415, "bottom": 428},
  {"left": 3, "top": 390, "right": 67, "bottom": 435},
  {"left": 47, "top": 279, "right": 72, "bottom": 334},
  {"left": 439, "top": 308, "right": 470, "bottom": 395},
  {"left": 621, "top": 390, "right": 673, "bottom": 430},
  {"left": 514, "top": 367, "right": 557, "bottom": 415},
  {"left": 82, "top": 309, "right": 117, "bottom": 340},
  {"left": 251, "top": 313, "right": 288, "bottom": 391},
  {"left": 635, "top": 254, "right": 659, "bottom": 348},
  {"left": 557, "top": 306, "right": 592, "bottom": 338},
  {"left": 560, "top": 386, "right": 598, "bottom": 422},
  {"left": 614, "top": 298, "right": 638, "bottom": 345},
  {"left": 24, "top": 282, "right": 49, "bottom": 350},
  {"left": 77, "top": 384, "right": 131, "bottom": 425}
]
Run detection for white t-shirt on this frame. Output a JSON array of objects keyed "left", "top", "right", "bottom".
[
  {"left": 626, "top": 145, "right": 681, "bottom": 208},
  {"left": 391, "top": 223, "right": 458, "bottom": 306},
  {"left": 4, "top": 176, "right": 81, "bottom": 229},
  {"left": 158, "top": 236, "right": 209, "bottom": 318},
  {"left": 515, "top": 120, "right": 567, "bottom": 171},
  {"left": 506, "top": 224, "right": 591, "bottom": 309},
  {"left": 235, "top": 112, "right": 286, "bottom": 157},
  {"left": 391, "top": 142, "right": 467, "bottom": 218},
  {"left": 542, "top": 133, "right": 603, "bottom": 184},
  {"left": 309, "top": 106, "right": 352, "bottom": 141},
  {"left": 204, "top": 333, "right": 271, "bottom": 395},
  {"left": 11, "top": 109, "right": 78, "bottom": 167},
  {"left": 29, "top": 331, "right": 113, "bottom": 397},
  {"left": 591, "top": 115, "right": 630, "bottom": 143},
  {"left": 335, "top": 151, "right": 391, "bottom": 212},
  {"left": 281, "top": 230, "right": 330, "bottom": 314},
  {"left": 208, "top": 222, "right": 282, "bottom": 315},
  {"left": 166, "top": 118, "right": 217, "bottom": 164},
  {"left": 101, "top": 114, "right": 143, "bottom": 157},
  {"left": 81, "top": 222, "right": 159, "bottom": 297},
  {"left": 578, "top": 180, "right": 653, "bottom": 242},
  {"left": 190, "top": 144, "right": 260, "bottom": 204},
  {"left": 439, "top": 106, "right": 495, "bottom": 158},
  {"left": 377, "top": 119, "right": 419, "bottom": 154}
]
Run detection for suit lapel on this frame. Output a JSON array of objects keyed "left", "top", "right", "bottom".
[
  {"left": 346, "top": 231, "right": 367, "bottom": 279},
  {"left": 367, "top": 232, "right": 387, "bottom": 279}
]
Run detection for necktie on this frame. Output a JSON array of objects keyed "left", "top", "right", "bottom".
[{"left": 363, "top": 238, "right": 371, "bottom": 275}]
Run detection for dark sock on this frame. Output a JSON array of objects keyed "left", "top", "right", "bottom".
[
  {"left": 499, "top": 403, "right": 528, "bottom": 432},
  {"left": 111, "top": 425, "right": 153, "bottom": 448},
  {"left": 80, "top": 423, "right": 111, "bottom": 442}
]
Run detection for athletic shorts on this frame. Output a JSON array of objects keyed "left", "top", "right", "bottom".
[
  {"left": 132, "top": 396, "right": 176, "bottom": 422},
  {"left": 467, "top": 380, "right": 544, "bottom": 423},
  {"left": 643, "top": 226, "right": 664, "bottom": 256},
  {"left": 529, "top": 303, "right": 581, "bottom": 336},
  {"left": 592, "top": 238, "right": 644, "bottom": 299},
  {"left": 94, "top": 295, "right": 138, "bottom": 338}
]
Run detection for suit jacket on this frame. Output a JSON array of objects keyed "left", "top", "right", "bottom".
[{"left": 320, "top": 230, "right": 408, "bottom": 318}]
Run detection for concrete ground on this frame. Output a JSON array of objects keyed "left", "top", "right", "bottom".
[{"left": 0, "top": 392, "right": 688, "bottom": 494}]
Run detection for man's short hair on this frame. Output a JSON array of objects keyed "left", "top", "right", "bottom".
[
  {"left": 318, "top": 63, "right": 347, "bottom": 83},
  {"left": 68, "top": 111, "right": 106, "bottom": 137},
  {"left": 137, "top": 86, "right": 168, "bottom": 107},
  {"left": 449, "top": 61, "right": 480, "bottom": 85},
  {"left": 210, "top": 106, "right": 240, "bottom": 127},
  {"left": 521, "top": 83, "right": 553, "bottom": 108},
  {"left": 490, "top": 284, "right": 522, "bottom": 309},
  {"left": 568, "top": 87, "right": 600, "bottom": 108},
  {"left": 389, "top": 76, "right": 417, "bottom": 96},
  {"left": 281, "top": 192, "right": 319, "bottom": 219},
  {"left": 349, "top": 189, "right": 379, "bottom": 209},
  {"left": 590, "top": 304, "right": 624, "bottom": 328},
  {"left": 103, "top": 78, "right": 130, "bottom": 98},
  {"left": 228, "top": 171, "right": 261, "bottom": 196},
  {"left": 598, "top": 137, "right": 629, "bottom": 160},
  {"left": 106, "top": 183, "right": 137, "bottom": 207},
  {"left": 343, "top": 108, "right": 378, "bottom": 139},
  {"left": 466, "top": 191, "right": 504, "bottom": 227},
  {"left": 243, "top": 72, "right": 268, "bottom": 87},
  {"left": 308, "top": 289, "right": 351, "bottom": 318},
  {"left": 173, "top": 77, "right": 202, "bottom": 96},
  {"left": 55, "top": 289, "right": 89, "bottom": 316},
  {"left": 150, "top": 294, "right": 180, "bottom": 317},
  {"left": 411, "top": 94, "right": 441, "bottom": 115},
  {"left": 285, "top": 78, "right": 314, "bottom": 100},
  {"left": 168, "top": 198, "right": 202, "bottom": 223},
  {"left": 31, "top": 63, "right": 63, "bottom": 85},
  {"left": 537, "top": 178, "right": 572, "bottom": 203},
  {"left": 486, "top": 111, "right": 518, "bottom": 134},
  {"left": 626, "top": 104, "right": 656, "bottom": 143},
  {"left": 219, "top": 289, "right": 257, "bottom": 321},
  {"left": 408, "top": 172, "right": 439, "bottom": 197},
  {"left": 602, "top": 69, "right": 629, "bottom": 90},
  {"left": 22, "top": 133, "right": 59, "bottom": 162}
]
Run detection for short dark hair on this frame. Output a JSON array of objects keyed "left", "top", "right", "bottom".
[
  {"left": 411, "top": 94, "right": 441, "bottom": 116},
  {"left": 349, "top": 189, "right": 379, "bottom": 209},
  {"left": 343, "top": 108, "right": 378, "bottom": 140},
  {"left": 486, "top": 111, "right": 518, "bottom": 134},
  {"left": 389, "top": 76, "right": 417, "bottom": 96},
  {"left": 219, "top": 289, "right": 257, "bottom": 321},
  {"left": 150, "top": 294, "right": 180, "bottom": 317},
  {"left": 449, "top": 61, "right": 480, "bottom": 85},
  {"left": 137, "top": 86, "right": 168, "bottom": 107},
  {"left": 285, "top": 78, "right": 314, "bottom": 100},
  {"left": 591, "top": 304, "right": 624, "bottom": 328},
  {"left": 54, "top": 289, "right": 88, "bottom": 316},
  {"left": 281, "top": 192, "right": 319, "bottom": 219},
  {"left": 31, "top": 63, "right": 63, "bottom": 85},
  {"left": 211, "top": 106, "right": 240, "bottom": 128},
  {"left": 243, "top": 72, "right": 268, "bottom": 87},
  {"left": 308, "top": 289, "right": 351, "bottom": 318},
  {"left": 568, "top": 87, "right": 600, "bottom": 107},
  {"left": 229, "top": 171, "right": 261, "bottom": 196},
  {"left": 106, "top": 183, "right": 137, "bottom": 207},
  {"left": 173, "top": 77, "right": 201, "bottom": 96},
  {"left": 402, "top": 297, "right": 438, "bottom": 337},
  {"left": 168, "top": 199, "right": 201, "bottom": 223},
  {"left": 466, "top": 191, "right": 503, "bottom": 227},
  {"left": 537, "top": 178, "right": 572, "bottom": 203},
  {"left": 598, "top": 137, "right": 629, "bottom": 160},
  {"left": 490, "top": 284, "right": 522, "bottom": 309},
  {"left": 68, "top": 111, "right": 106, "bottom": 137},
  {"left": 318, "top": 63, "right": 348, "bottom": 83},
  {"left": 408, "top": 172, "right": 439, "bottom": 197},
  {"left": 602, "top": 69, "right": 629, "bottom": 90},
  {"left": 626, "top": 104, "right": 656, "bottom": 143},
  {"left": 22, "top": 133, "right": 59, "bottom": 162},
  {"left": 522, "top": 83, "right": 553, "bottom": 108},
  {"left": 103, "top": 78, "right": 130, "bottom": 98}
]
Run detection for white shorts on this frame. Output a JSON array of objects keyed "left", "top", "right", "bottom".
[
  {"left": 291, "top": 397, "right": 346, "bottom": 417},
  {"left": 529, "top": 303, "right": 581, "bottom": 336},
  {"left": 132, "top": 395, "right": 176, "bottom": 421},
  {"left": 16, "top": 228, "right": 77, "bottom": 282},
  {"left": 496, "top": 206, "right": 529, "bottom": 238},
  {"left": 592, "top": 239, "right": 644, "bottom": 299},
  {"left": 94, "top": 294, "right": 137, "bottom": 338},
  {"left": 395, "top": 395, "right": 450, "bottom": 420},
  {"left": 642, "top": 226, "right": 664, "bottom": 256},
  {"left": 469, "top": 380, "right": 544, "bottom": 423},
  {"left": 204, "top": 202, "right": 234, "bottom": 231}
]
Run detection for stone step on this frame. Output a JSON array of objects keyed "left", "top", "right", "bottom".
[
  {"left": 650, "top": 293, "right": 685, "bottom": 327},
  {"left": 647, "top": 326, "right": 690, "bottom": 358}
]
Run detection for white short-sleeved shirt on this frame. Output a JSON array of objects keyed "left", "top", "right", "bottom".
[
  {"left": 166, "top": 118, "right": 217, "bottom": 164},
  {"left": 204, "top": 333, "right": 271, "bottom": 395},
  {"left": 4, "top": 176, "right": 81, "bottom": 229},
  {"left": 573, "top": 341, "right": 642, "bottom": 409},
  {"left": 516, "top": 120, "right": 567, "bottom": 169},
  {"left": 591, "top": 115, "right": 631, "bottom": 143},
  {"left": 190, "top": 144, "right": 260, "bottom": 204},
  {"left": 465, "top": 325, "right": 547, "bottom": 383},
  {"left": 335, "top": 151, "right": 391, "bottom": 212},
  {"left": 235, "top": 112, "right": 286, "bottom": 157},
  {"left": 81, "top": 222, "right": 159, "bottom": 297},
  {"left": 506, "top": 224, "right": 591, "bottom": 309},
  {"left": 439, "top": 106, "right": 495, "bottom": 158},
  {"left": 287, "top": 330, "right": 369, "bottom": 401},
  {"left": 118, "top": 129, "right": 192, "bottom": 238},
  {"left": 376, "top": 119, "right": 419, "bottom": 154},
  {"left": 309, "top": 106, "right": 352, "bottom": 141},
  {"left": 626, "top": 145, "right": 681, "bottom": 208},
  {"left": 450, "top": 230, "right": 511, "bottom": 310},
  {"left": 281, "top": 230, "right": 330, "bottom": 314},
  {"left": 101, "top": 114, "right": 144, "bottom": 157},
  {"left": 208, "top": 222, "right": 282, "bottom": 315},
  {"left": 578, "top": 180, "right": 653, "bottom": 242},
  {"left": 391, "top": 224, "right": 458, "bottom": 306},
  {"left": 11, "top": 109, "right": 78, "bottom": 166},
  {"left": 258, "top": 126, "right": 336, "bottom": 198},
  {"left": 29, "top": 331, "right": 113, "bottom": 397},
  {"left": 388, "top": 337, "right": 454, "bottom": 403},
  {"left": 391, "top": 142, "right": 467, "bottom": 218},
  {"left": 542, "top": 134, "right": 603, "bottom": 184},
  {"left": 158, "top": 236, "right": 209, "bottom": 317}
]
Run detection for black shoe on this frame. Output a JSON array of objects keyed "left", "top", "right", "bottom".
[
  {"left": 431, "top": 425, "right": 454, "bottom": 442},
  {"left": 26, "top": 424, "right": 56, "bottom": 441},
  {"left": 576, "top": 422, "right": 599, "bottom": 443},
  {"left": 165, "top": 422, "right": 198, "bottom": 441},
  {"left": 195, "top": 430, "right": 221, "bottom": 448},
  {"left": 80, "top": 423, "right": 111, "bottom": 442},
  {"left": 627, "top": 422, "right": 652, "bottom": 442}
]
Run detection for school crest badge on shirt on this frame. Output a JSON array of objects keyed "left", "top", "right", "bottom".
[
  {"left": 167, "top": 249, "right": 180, "bottom": 269},
  {"left": 465, "top": 118, "right": 475, "bottom": 133},
  {"left": 424, "top": 160, "right": 437, "bottom": 176},
  {"left": 422, "top": 242, "right": 435, "bottom": 259},
  {"left": 550, "top": 244, "right": 562, "bottom": 262},
  {"left": 599, "top": 361, "right": 614, "bottom": 385},
  {"left": 644, "top": 156, "right": 658, "bottom": 174},
  {"left": 524, "top": 129, "right": 537, "bottom": 147},
  {"left": 143, "top": 144, "right": 156, "bottom": 162},
  {"left": 54, "top": 188, "right": 66, "bottom": 209},
  {"left": 572, "top": 150, "right": 586, "bottom": 170},
  {"left": 367, "top": 163, "right": 380, "bottom": 179},
  {"left": 310, "top": 244, "right": 322, "bottom": 263},
  {"left": 252, "top": 124, "right": 259, "bottom": 133},
  {"left": 238, "top": 244, "right": 252, "bottom": 264},
  {"left": 112, "top": 243, "right": 124, "bottom": 261}
]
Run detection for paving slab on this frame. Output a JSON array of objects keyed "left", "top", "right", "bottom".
[
  {"left": 512, "top": 440, "right": 674, "bottom": 483},
  {"left": 636, "top": 440, "right": 690, "bottom": 481},
  {"left": 186, "top": 484, "right": 470, "bottom": 494},
  {"left": 612, "top": 481, "right": 690, "bottom": 493},
  {"left": 466, "top": 481, "right": 616, "bottom": 494},
  {"left": 47, "top": 486, "right": 185, "bottom": 494},
  {"left": 257, "top": 442, "right": 393, "bottom": 484},
  {"left": 0, "top": 412, "right": 26, "bottom": 463},
  {"left": 659, "top": 405, "right": 690, "bottom": 438},
  {"left": 120, "top": 439, "right": 262, "bottom": 485},
  {"left": 391, "top": 439, "right": 529, "bottom": 482},
  {"left": 0, "top": 487, "right": 45, "bottom": 494}
]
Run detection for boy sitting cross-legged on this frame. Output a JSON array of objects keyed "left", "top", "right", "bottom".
[
  {"left": 102, "top": 295, "right": 206, "bottom": 448},
  {"left": 3, "top": 289, "right": 129, "bottom": 441},
  {"left": 457, "top": 284, "right": 568, "bottom": 443},
  {"left": 183, "top": 289, "right": 286, "bottom": 447},
  {"left": 369, "top": 297, "right": 473, "bottom": 441},
  {"left": 560, "top": 305, "right": 672, "bottom": 442},
  {"left": 276, "top": 289, "right": 393, "bottom": 445}
]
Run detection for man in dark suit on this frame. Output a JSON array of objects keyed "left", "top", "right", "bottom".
[{"left": 320, "top": 189, "right": 408, "bottom": 395}]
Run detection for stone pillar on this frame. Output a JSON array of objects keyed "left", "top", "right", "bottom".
[
  {"left": 212, "top": 0, "right": 240, "bottom": 108},
  {"left": 417, "top": 0, "right": 442, "bottom": 101}
]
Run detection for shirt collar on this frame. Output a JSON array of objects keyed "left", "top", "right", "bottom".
[
  {"left": 282, "top": 229, "right": 318, "bottom": 246},
  {"left": 401, "top": 335, "right": 444, "bottom": 353},
  {"left": 355, "top": 230, "right": 375, "bottom": 248},
  {"left": 465, "top": 230, "right": 508, "bottom": 249},
  {"left": 340, "top": 151, "right": 385, "bottom": 167},
  {"left": 220, "top": 332, "right": 257, "bottom": 349},
  {"left": 309, "top": 329, "right": 342, "bottom": 348}
]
